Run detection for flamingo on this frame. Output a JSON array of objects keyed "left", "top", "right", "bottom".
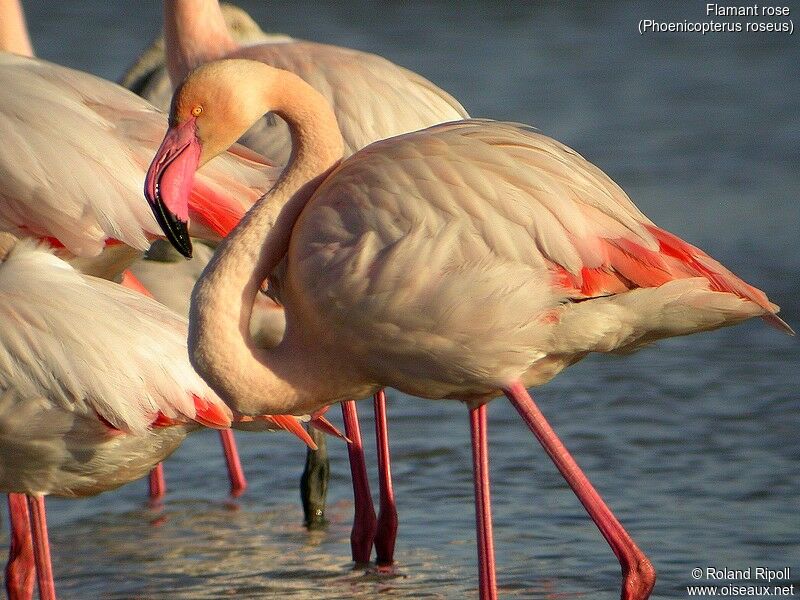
[
  {"left": 143, "top": 59, "right": 792, "bottom": 600},
  {"left": 0, "top": 233, "right": 314, "bottom": 600},
  {"left": 0, "top": 49, "right": 279, "bottom": 498},
  {"left": 149, "top": 0, "right": 471, "bottom": 563}
]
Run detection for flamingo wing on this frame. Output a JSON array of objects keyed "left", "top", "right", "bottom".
[{"left": 0, "top": 239, "right": 230, "bottom": 434}]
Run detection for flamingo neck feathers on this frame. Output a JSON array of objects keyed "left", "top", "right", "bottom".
[
  {"left": 165, "top": 0, "right": 239, "bottom": 87},
  {"left": 0, "top": 0, "right": 34, "bottom": 56},
  {"left": 189, "top": 66, "right": 343, "bottom": 416}
]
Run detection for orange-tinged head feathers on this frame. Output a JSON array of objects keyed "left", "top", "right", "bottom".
[{"left": 170, "top": 59, "right": 282, "bottom": 167}]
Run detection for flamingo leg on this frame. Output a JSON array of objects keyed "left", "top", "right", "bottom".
[
  {"left": 301, "top": 424, "right": 330, "bottom": 528},
  {"left": 6, "top": 494, "right": 34, "bottom": 600},
  {"left": 504, "top": 381, "right": 656, "bottom": 600},
  {"left": 218, "top": 429, "right": 247, "bottom": 497},
  {"left": 470, "top": 404, "right": 498, "bottom": 600},
  {"left": 26, "top": 496, "right": 55, "bottom": 600},
  {"left": 148, "top": 463, "right": 166, "bottom": 502},
  {"left": 373, "top": 389, "right": 398, "bottom": 568},
  {"left": 341, "top": 400, "right": 377, "bottom": 564}
]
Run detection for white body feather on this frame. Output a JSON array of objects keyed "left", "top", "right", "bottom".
[
  {"left": 0, "top": 240, "right": 229, "bottom": 496},
  {"left": 0, "top": 52, "right": 273, "bottom": 261}
]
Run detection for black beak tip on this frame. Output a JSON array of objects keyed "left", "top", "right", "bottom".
[
  {"left": 149, "top": 197, "right": 193, "bottom": 259},
  {"left": 169, "top": 222, "right": 193, "bottom": 259}
]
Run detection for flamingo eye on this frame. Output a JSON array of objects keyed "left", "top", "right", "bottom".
[{"left": 191, "top": 105, "right": 203, "bottom": 117}]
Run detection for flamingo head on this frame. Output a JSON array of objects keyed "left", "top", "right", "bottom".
[{"left": 144, "top": 59, "right": 282, "bottom": 257}]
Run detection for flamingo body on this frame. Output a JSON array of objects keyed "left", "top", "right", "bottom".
[
  {"left": 0, "top": 238, "right": 230, "bottom": 497},
  {"left": 288, "top": 121, "right": 782, "bottom": 401}
]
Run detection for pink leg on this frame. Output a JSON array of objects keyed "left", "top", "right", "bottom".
[
  {"left": 6, "top": 494, "right": 34, "bottom": 600},
  {"left": 373, "top": 389, "right": 398, "bottom": 568},
  {"left": 218, "top": 429, "right": 247, "bottom": 497},
  {"left": 470, "top": 404, "right": 498, "bottom": 600},
  {"left": 148, "top": 463, "right": 166, "bottom": 502},
  {"left": 504, "top": 381, "right": 656, "bottom": 600},
  {"left": 26, "top": 496, "right": 55, "bottom": 600},
  {"left": 341, "top": 400, "right": 377, "bottom": 564}
]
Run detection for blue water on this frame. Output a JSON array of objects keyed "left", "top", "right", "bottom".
[{"left": 6, "top": 1, "right": 799, "bottom": 598}]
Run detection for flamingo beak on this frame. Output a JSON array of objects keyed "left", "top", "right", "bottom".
[{"left": 144, "top": 117, "right": 201, "bottom": 258}]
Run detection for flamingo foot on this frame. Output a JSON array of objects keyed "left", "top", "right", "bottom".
[
  {"left": 504, "top": 381, "right": 656, "bottom": 600},
  {"left": 470, "top": 404, "right": 498, "bottom": 600},
  {"left": 301, "top": 424, "right": 330, "bottom": 529},
  {"left": 26, "top": 496, "right": 56, "bottom": 600},
  {"left": 218, "top": 429, "right": 247, "bottom": 497},
  {"left": 6, "top": 494, "right": 34, "bottom": 600},
  {"left": 373, "top": 389, "right": 398, "bottom": 568},
  {"left": 341, "top": 400, "right": 377, "bottom": 565}
]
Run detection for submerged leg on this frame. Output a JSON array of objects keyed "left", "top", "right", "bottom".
[
  {"left": 341, "top": 400, "right": 377, "bottom": 564},
  {"left": 6, "top": 494, "right": 34, "bottom": 600},
  {"left": 373, "top": 389, "right": 398, "bottom": 568},
  {"left": 301, "top": 424, "right": 330, "bottom": 529},
  {"left": 26, "top": 496, "right": 55, "bottom": 600},
  {"left": 470, "top": 404, "right": 498, "bottom": 600},
  {"left": 148, "top": 463, "right": 166, "bottom": 502},
  {"left": 504, "top": 381, "right": 656, "bottom": 600},
  {"left": 218, "top": 429, "right": 247, "bottom": 497}
]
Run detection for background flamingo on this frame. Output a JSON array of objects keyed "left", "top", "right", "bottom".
[
  {"left": 0, "top": 233, "right": 228, "bottom": 600},
  {"left": 0, "top": 34, "right": 279, "bottom": 496},
  {"left": 0, "top": 233, "right": 317, "bottom": 599},
  {"left": 0, "top": 0, "right": 33, "bottom": 57},
  {"left": 121, "top": 2, "right": 291, "bottom": 100},
  {"left": 156, "top": 0, "right": 468, "bottom": 165},
  {"left": 144, "top": 59, "right": 792, "bottom": 600}
]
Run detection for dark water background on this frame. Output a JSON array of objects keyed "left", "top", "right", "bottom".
[{"left": 4, "top": 1, "right": 799, "bottom": 597}]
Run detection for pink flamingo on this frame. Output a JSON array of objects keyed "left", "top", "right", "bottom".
[
  {"left": 144, "top": 60, "right": 792, "bottom": 599},
  {"left": 155, "top": 0, "right": 471, "bottom": 564},
  {"left": 0, "top": 50, "right": 278, "bottom": 498},
  {"left": 0, "top": 233, "right": 314, "bottom": 600}
]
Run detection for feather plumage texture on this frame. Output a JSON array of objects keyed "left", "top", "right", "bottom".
[
  {"left": 0, "top": 239, "right": 227, "bottom": 434},
  {"left": 287, "top": 120, "right": 781, "bottom": 398},
  {"left": 0, "top": 52, "right": 274, "bottom": 258},
  {"left": 228, "top": 40, "right": 469, "bottom": 163}
]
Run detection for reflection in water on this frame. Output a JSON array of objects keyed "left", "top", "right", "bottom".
[{"left": 3, "top": 0, "right": 798, "bottom": 598}]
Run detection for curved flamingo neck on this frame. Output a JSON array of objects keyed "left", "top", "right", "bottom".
[
  {"left": 189, "top": 67, "right": 344, "bottom": 416},
  {"left": 164, "top": 0, "right": 239, "bottom": 87},
  {"left": 0, "top": 0, "right": 34, "bottom": 56}
]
